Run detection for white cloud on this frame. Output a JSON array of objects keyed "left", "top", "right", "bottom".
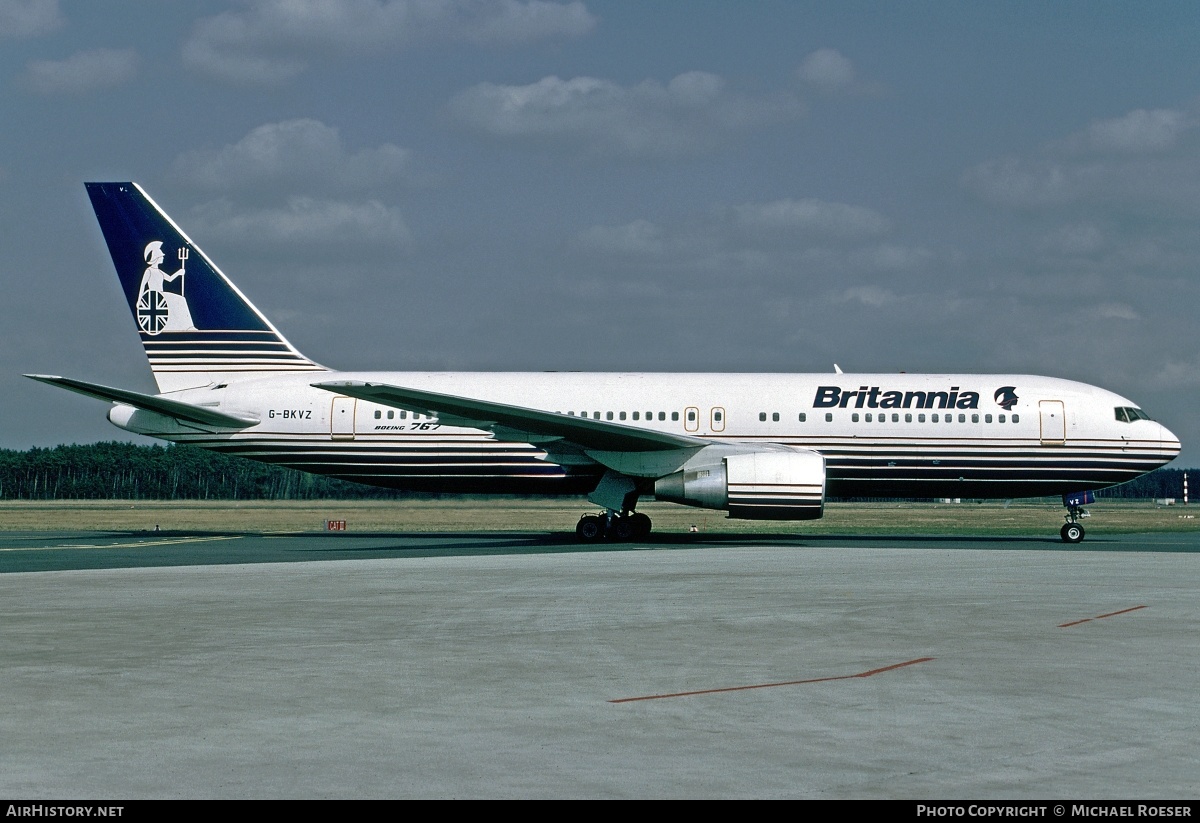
[
  {"left": 963, "top": 104, "right": 1200, "bottom": 213},
  {"left": 19, "top": 48, "right": 137, "bottom": 95},
  {"left": 1087, "top": 108, "right": 1189, "bottom": 154},
  {"left": 960, "top": 156, "right": 1074, "bottom": 209},
  {"left": 1151, "top": 355, "right": 1200, "bottom": 389},
  {"left": 172, "top": 119, "right": 414, "bottom": 192},
  {"left": 0, "top": 0, "right": 62, "bottom": 38},
  {"left": 573, "top": 197, "right": 929, "bottom": 288},
  {"left": 183, "top": 0, "right": 595, "bottom": 85},
  {"left": 1092, "top": 302, "right": 1140, "bottom": 321},
  {"left": 1039, "top": 222, "right": 1106, "bottom": 255},
  {"left": 797, "top": 48, "right": 855, "bottom": 93},
  {"left": 447, "top": 72, "right": 803, "bottom": 157},
  {"left": 795, "top": 48, "right": 883, "bottom": 97},
  {"left": 190, "top": 197, "right": 412, "bottom": 248},
  {"left": 576, "top": 219, "right": 664, "bottom": 255},
  {"left": 732, "top": 198, "right": 891, "bottom": 240},
  {"left": 834, "top": 286, "right": 899, "bottom": 308},
  {"left": 847, "top": 243, "right": 934, "bottom": 271}
]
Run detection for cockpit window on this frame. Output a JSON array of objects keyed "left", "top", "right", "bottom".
[{"left": 1115, "top": 406, "right": 1152, "bottom": 423}]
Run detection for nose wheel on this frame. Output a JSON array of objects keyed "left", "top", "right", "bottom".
[{"left": 1060, "top": 522, "right": 1085, "bottom": 543}]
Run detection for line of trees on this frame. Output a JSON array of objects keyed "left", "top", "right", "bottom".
[
  {"left": 0, "top": 442, "right": 1189, "bottom": 501},
  {"left": 0, "top": 442, "right": 403, "bottom": 500}
]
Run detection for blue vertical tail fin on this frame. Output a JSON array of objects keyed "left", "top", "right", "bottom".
[{"left": 85, "top": 182, "right": 325, "bottom": 393}]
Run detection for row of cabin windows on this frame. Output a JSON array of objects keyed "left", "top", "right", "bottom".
[
  {"left": 763, "top": 411, "right": 1020, "bottom": 424},
  {"left": 372, "top": 406, "right": 1017, "bottom": 425},
  {"left": 850, "top": 412, "right": 1017, "bottom": 424},
  {"left": 373, "top": 410, "right": 431, "bottom": 420},
  {"left": 563, "top": 410, "right": 681, "bottom": 422}
]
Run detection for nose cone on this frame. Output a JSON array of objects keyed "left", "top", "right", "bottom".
[{"left": 1159, "top": 422, "right": 1182, "bottom": 464}]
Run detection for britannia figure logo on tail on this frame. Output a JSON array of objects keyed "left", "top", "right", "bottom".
[{"left": 137, "top": 241, "right": 195, "bottom": 334}]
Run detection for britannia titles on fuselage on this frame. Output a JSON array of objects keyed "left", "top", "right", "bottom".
[{"left": 813, "top": 385, "right": 982, "bottom": 410}]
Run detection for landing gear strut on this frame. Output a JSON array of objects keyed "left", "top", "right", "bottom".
[
  {"left": 575, "top": 509, "right": 652, "bottom": 542},
  {"left": 1060, "top": 491, "right": 1093, "bottom": 543}
]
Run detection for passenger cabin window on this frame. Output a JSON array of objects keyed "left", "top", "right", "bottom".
[
  {"left": 798, "top": 413, "right": 806, "bottom": 422},
  {"left": 772, "top": 412, "right": 780, "bottom": 422},
  {"left": 825, "top": 412, "right": 833, "bottom": 422},
  {"left": 759, "top": 412, "right": 767, "bottom": 422},
  {"left": 671, "top": 412, "right": 679, "bottom": 421},
  {"left": 852, "top": 413, "right": 860, "bottom": 422}
]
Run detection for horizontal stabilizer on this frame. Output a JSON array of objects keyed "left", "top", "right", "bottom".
[
  {"left": 313, "top": 380, "right": 704, "bottom": 452},
  {"left": 25, "top": 374, "right": 259, "bottom": 428}
]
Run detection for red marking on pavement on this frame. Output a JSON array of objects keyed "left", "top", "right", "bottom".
[
  {"left": 609, "top": 657, "right": 935, "bottom": 704},
  {"left": 1059, "top": 604, "right": 1146, "bottom": 628}
]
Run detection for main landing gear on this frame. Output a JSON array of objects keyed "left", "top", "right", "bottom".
[
  {"left": 1060, "top": 491, "right": 1093, "bottom": 543},
  {"left": 575, "top": 509, "right": 653, "bottom": 542}
]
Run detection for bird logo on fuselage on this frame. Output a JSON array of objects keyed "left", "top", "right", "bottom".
[{"left": 994, "top": 386, "right": 1019, "bottom": 410}]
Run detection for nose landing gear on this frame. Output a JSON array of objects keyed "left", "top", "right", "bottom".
[{"left": 1061, "top": 491, "right": 1094, "bottom": 543}]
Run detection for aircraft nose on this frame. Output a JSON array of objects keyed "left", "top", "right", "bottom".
[{"left": 1159, "top": 422, "right": 1182, "bottom": 461}]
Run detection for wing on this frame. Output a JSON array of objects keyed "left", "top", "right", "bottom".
[
  {"left": 26, "top": 374, "right": 259, "bottom": 428},
  {"left": 311, "top": 379, "right": 706, "bottom": 453}
]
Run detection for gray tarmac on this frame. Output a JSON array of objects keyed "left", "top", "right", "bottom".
[{"left": 1, "top": 528, "right": 1198, "bottom": 800}]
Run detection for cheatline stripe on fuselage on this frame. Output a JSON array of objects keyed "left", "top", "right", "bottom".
[{"left": 160, "top": 431, "right": 1171, "bottom": 491}]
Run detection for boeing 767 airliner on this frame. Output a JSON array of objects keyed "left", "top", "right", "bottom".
[{"left": 27, "top": 183, "right": 1181, "bottom": 542}]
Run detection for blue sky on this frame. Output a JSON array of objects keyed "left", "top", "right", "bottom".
[{"left": 3, "top": 0, "right": 1199, "bottom": 467}]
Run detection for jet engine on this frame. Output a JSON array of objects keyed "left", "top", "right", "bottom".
[{"left": 653, "top": 448, "right": 825, "bottom": 520}]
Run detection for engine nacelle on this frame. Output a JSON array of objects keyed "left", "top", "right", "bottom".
[{"left": 654, "top": 448, "right": 826, "bottom": 520}]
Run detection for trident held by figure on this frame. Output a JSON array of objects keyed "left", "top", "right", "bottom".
[{"left": 178, "top": 247, "right": 188, "bottom": 297}]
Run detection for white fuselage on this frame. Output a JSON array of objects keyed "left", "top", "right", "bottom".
[{"left": 109, "top": 371, "right": 1181, "bottom": 500}]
